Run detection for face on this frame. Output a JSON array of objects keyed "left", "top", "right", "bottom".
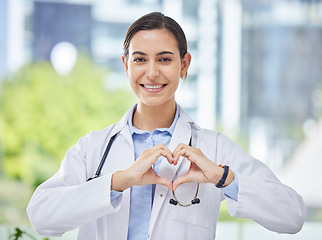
[{"left": 122, "top": 29, "right": 191, "bottom": 108}]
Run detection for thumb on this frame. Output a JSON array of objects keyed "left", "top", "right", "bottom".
[
  {"left": 172, "top": 174, "right": 192, "bottom": 191},
  {"left": 154, "top": 176, "right": 173, "bottom": 191}
]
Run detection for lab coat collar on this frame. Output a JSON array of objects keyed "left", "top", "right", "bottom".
[
  {"left": 111, "top": 106, "right": 133, "bottom": 135},
  {"left": 109, "top": 105, "right": 135, "bottom": 145}
]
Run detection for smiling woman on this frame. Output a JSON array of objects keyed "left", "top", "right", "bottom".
[
  {"left": 27, "top": 12, "right": 306, "bottom": 240},
  {"left": 121, "top": 28, "right": 191, "bottom": 131}
]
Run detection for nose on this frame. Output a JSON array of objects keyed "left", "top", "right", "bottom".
[{"left": 146, "top": 62, "right": 159, "bottom": 80}]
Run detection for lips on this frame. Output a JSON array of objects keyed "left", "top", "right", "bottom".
[{"left": 140, "top": 84, "right": 167, "bottom": 92}]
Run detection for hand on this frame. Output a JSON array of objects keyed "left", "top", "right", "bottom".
[
  {"left": 172, "top": 143, "right": 234, "bottom": 191},
  {"left": 111, "top": 143, "right": 174, "bottom": 191}
]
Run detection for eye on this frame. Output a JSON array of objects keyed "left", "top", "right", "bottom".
[
  {"left": 159, "top": 57, "right": 171, "bottom": 62},
  {"left": 133, "top": 57, "right": 146, "bottom": 63}
]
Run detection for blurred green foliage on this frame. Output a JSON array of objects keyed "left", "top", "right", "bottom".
[
  {"left": 0, "top": 56, "right": 136, "bottom": 189},
  {"left": 0, "top": 177, "right": 32, "bottom": 223},
  {"left": 9, "top": 227, "right": 49, "bottom": 240}
]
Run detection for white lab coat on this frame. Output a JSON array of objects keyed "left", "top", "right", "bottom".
[{"left": 27, "top": 105, "right": 306, "bottom": 240}]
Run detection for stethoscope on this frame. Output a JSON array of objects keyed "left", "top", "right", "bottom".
[
  {"left": 168, "top": 137, "right": 200, "bottom": 207},
  {"left": 87, "top": 132, "right": 200, "bottom": 207}
]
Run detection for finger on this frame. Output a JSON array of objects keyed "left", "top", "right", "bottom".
[
  {"left": 173, "top": 143, "right": 191, "bottom": 162},
  {"left": 140, "top": 148, "right": 173, "bottom": 167},
  {"left": 152, "top": 144, "right": 174, "bottom": 163},
  {"left": 154, "top": 149, "right": 174, "bottom": 164},
  {"left": 173, "top": 148, "right": 193, "bottom": 163},
  {"left": 172, "top": 143, "right": 188, "bottom": 156},
  {"left": 153, "top": 176, "right": 173, "bottom": 191},
  {"left": 172, "top": 174, "right": 193, "bottom": 191},
  {"left": 154, "top": 143, "right": 172, "bottom": 154},
  {"left": 174, "top": 147, "right": 212, "bottom": 172}
]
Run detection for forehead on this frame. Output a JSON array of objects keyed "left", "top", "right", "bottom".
[{"left": 129, "top": 29, "right": 179, "bottom": 54}]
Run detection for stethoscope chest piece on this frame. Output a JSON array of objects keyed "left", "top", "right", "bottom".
[{"left": 169, "top": 183, "right": 200, "bottom": 207}]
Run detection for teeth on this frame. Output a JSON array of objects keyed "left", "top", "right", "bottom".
[{"left": 144, "top": 85, "right": 164, "bottom": 89}]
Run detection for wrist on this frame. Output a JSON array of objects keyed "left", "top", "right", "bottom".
[
  {"left": 223, "top": 169, "right": 235, "bottom": 187},
  {"left": 215, "top": 165, "right": 234, "bottom": 188},
  {"left": 212, "top": 165, "right": 225, "bottom": 185},
  {"left": 111, "top": 170, "right": 131, "bottom": 192}
]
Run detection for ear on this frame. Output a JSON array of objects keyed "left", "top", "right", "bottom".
[
  {"left": 122, "top": 55, "right": 129, "bottom": 74},
  {"left": 180, "top": 52, "right": 192, "bottom": 78}
]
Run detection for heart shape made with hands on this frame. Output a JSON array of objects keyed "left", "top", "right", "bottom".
[
  {"left": 112, "top": 143, "right": 222, "bottom": 193},
  {"left": 146, "top": 143, "right": 218, "bottom": 192}
]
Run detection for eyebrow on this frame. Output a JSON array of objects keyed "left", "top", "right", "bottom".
[{"left": 132, "top": 51, "right": 174, "bottom": 56}]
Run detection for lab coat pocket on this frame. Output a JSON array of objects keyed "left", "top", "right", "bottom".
[{"left": 172, "top": 182, "right": 211, "bottom": 229}]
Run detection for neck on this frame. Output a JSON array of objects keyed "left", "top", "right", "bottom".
[{"left": 133, "top": 100, "right": 176, "bottom": 132}]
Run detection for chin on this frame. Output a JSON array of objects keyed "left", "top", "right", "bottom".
[{"left": 139, "top": 97, "right": 175, "bottom": 108}]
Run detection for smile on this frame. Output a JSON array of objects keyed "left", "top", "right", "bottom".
[
  {"left": 140, "top": 84, "right": 167, "bottom": 92},
  {"left": 142, "top": 84, "right": 166, "bottom": 89}
]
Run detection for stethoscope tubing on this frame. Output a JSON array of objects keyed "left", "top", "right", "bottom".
[{"left": 87, "top": 133, "right": 117, "bottom": 182}]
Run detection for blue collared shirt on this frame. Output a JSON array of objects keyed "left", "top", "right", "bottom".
[
  {"left": 111, "top": 104, "right": 238, "bottom": 240},
  {"left": 126, "top": 105, "right": 179, "bottom": 240}
]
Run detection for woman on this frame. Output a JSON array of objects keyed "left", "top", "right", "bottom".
[{"left": 27, "top": 12, "right": 306, "bottom": 240}]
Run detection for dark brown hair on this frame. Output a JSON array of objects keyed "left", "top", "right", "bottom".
[{"left": 123, "top": 12, "right": 188, "bottom": 59}]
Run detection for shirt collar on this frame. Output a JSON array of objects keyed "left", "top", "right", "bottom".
[{"left": 127, "top": 103, "right": 180, "bottom": 136}]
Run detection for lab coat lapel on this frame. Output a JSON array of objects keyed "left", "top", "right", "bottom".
[
  {"left": 99, "top": 106, "right": 134, "bottom": 239},
  {"left": 148, "top": 106, "right": 194, "bottom": 235}
]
